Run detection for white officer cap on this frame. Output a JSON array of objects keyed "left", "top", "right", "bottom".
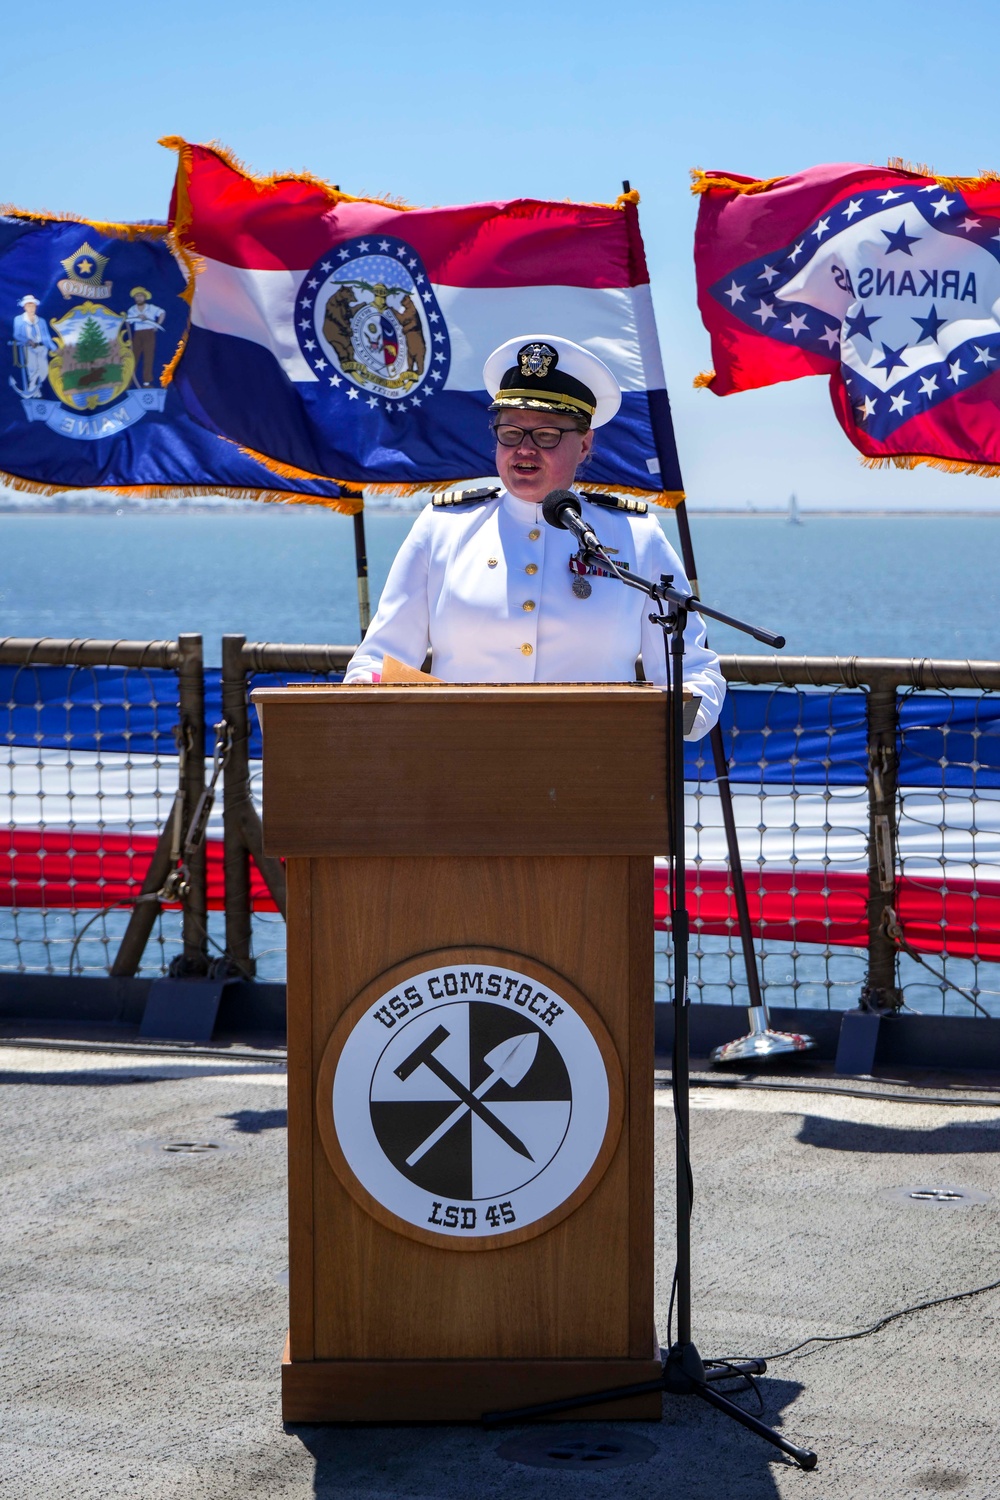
[
  {"left": 18, "top": 295, "right": 41, "bottom": 307},
  {"left": 483, "top": 334, "right": 622, "bottom": 428}
]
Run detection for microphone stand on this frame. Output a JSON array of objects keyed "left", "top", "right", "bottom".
[{"left": 482, "top": 538, "right": 818, "bottom": 1472}]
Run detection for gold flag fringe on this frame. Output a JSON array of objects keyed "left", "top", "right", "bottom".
[
  {"left": 861, "top": 453, "right": 1000, "bottom": 479},
  {"left": 159, "top": 135, "right": 414, "bottom": 215},
  {"left": 693, "top": 370, "right": 717, "bottom": 389},
  {"left": 577, "top": 479, "right": 683, "bottom": 509},
  {"left": 690, "top": 169, "right": 786, "bottom": 197},
  {"left": 0, "top": 205, "right": 170, "bottom": 240},
  {"left": 0, "top": 467, "right": 363, "bottom": 510},
  {"left": 691, "top": 164, "right": 1000, "bottom": 198},
  {"left": 234, "top": 443, "right": 681, "bottom": 509}
]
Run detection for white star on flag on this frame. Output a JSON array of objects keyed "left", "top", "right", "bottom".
[
  {"left": 974, "top": 345, "right": 996, "bottom": 365},
  {"left": 843, "top": 199, "right": 863, "bottom": 220},
  {"left": 347, "top": 388, "right": 359, "bottom": 399},
  {"left": 320, "top": 261, "right": 332, "bottom": 271},
  {"left": 379, "top": 240, "right": 389, "bottom": 250},
  {"left": 786, "top": 312, "right": 808, "bottom": 337},
  {"left": 725, "top": 280, "right": 745, "bottom": 304},
  {"left": 358, "top": 241, "right": 369, "bottom": 252},
  {"left": 918, "top": 374, "right": 939, "bottom": 397},
  {"left": 960, "top": 218, "right": 981, "bottom": 233},
  {"left": 759, "top": 264, "right": 780, "bottom": 284},
  {"left": 948, "top": 359, "right": 966, "bottom": 383},
  {"left": 930, "top": 196, "right": 955, "bottom": 217},
  {"left": 753, "top": 300, "right": 776, "bottom": 324},
  {"left": 788, "top": 241, "right": 805, "bottom": 262},
  {"left": 857, "top": 395, "right": 876, "bottom": 420},
  {"left": 812, "top": 217, "right": 831, "bottom": 239},
  {"left": 889, "top": 391, "right": 910, "bottom": 414},
  {"left": 877, "top": 190, "right": 904, "bottom": 203},
  {"left": 337, "top": 249, "right": 349, "bottom": 260},
  {"left": 329, "top": 374, "right": 341, "bottom": 386},
  {"left": 818, "top": 323, "right": 840, "bottom": 350}
]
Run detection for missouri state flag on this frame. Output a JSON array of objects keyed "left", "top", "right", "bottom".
[
  {"left": 693, "top": 163, "right": 1000, "bottom": 474},
  {"left": 0, "top": 209, "right": 355, "bottom": 508},
  {"left": 162, "top": 139, "right": 683, "bottom": 503}
]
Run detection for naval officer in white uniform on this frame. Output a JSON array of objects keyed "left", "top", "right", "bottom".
[{"left": 345, "top": 335, "right": 724, "bottom": 739}]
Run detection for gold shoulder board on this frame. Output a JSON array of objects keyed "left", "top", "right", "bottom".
[
  {"left": 586, "top": 491, "right": 649, "bottom": 515},
  {"left": 432, "top": 486, "right": 502, "bottom": 508}
]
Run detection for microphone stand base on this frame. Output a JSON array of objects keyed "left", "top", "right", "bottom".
[
  {"left": 482, "top": 1342, "right": 818, "bottom": 1471},
  {"left": 710, "top": 1006, "right": 818, "bottom": 1065}
]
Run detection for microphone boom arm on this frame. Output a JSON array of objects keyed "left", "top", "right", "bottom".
[{"left": 575, "top": 541, "right": 785, "bottom": 650}]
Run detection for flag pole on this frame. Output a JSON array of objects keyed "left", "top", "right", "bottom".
[
  {"left": 625, "top": 181, "right": 814, "bottom": 1063},
  {"left": 352, "top": 505, "right": 372, "bottom": 638}
]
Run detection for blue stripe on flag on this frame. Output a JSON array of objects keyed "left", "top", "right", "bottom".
[
  {"left": 4, "top": 667, "right": 997, "bottom": 789},
  {"left": 176, "top": 326, "right": 675, "bottom": 494}
]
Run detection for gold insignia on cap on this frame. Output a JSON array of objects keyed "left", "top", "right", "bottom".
[{"left": 519, "top": 342, "right": 556, "bottom": 379}]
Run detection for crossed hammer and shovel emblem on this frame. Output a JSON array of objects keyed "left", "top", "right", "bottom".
[{"left": 394, "top": 1024, "right": 540, "bottom": 1168}]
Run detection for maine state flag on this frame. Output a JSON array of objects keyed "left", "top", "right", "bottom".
[
  {"left": 0, "top": 209, "right": 354, "bottom": 508},
  {"left": 162, "top": 139, "right": 684, "bottom": 504},
  {"left": 693, "top": 162, "right": 1000, "bottom": 475}
]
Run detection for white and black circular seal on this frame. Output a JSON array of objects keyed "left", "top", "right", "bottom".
[{"left": 317, "top": 950, "right": 623, "bottom": 1249}]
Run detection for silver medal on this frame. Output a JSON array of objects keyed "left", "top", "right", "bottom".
[{"left": 572, "top": 577, "right": 592, "bottom": 599}]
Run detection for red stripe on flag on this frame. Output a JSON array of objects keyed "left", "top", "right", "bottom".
[
  {"left": 0, "top": 829, "right": 279, "bottom": 913},
  {"left": 4, "top": 830, "right": 998, "bottom": 962},
  {"left": 176, "top": 142, "right": 646, "bottom": 287},
  {"left": 654, "top": 866, "right": 1000, "bottom": 962}
]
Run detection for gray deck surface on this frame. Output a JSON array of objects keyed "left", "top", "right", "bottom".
[{"left": 2, "top": 1039, "right": 998, "bottom": 1500}]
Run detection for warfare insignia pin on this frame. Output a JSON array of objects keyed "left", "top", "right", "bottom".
[
  {"left": 297, "top": 236, "right": 450, "bottom": 406},
  {"left": 519, "top": 341, "right": 556, "bottom": 379}
]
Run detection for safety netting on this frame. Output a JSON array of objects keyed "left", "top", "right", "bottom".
[{"left": 3, "top": 664, "right": 999, "bottom": 1011}]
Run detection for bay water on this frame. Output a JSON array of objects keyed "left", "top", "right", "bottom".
[{"left": 2, "top": 507, "right": 998, "bottom": 663}]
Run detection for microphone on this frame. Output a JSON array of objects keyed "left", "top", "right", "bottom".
[{"left": 541, "top": 489, "right": 604, "bottom": 555}]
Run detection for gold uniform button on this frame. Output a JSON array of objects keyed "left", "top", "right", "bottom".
[
  {"left": 528, "top": 528, "right": 541, "bottom": 541},
  {"left": 521, "top": 643, "right": 534, "bottom": 656},
  {"left": 522, "top": 600, "right": 536, "bottom": 612},
  {"left": 487, "top": 557, "right": 498, "bottom": 568},
  {"left": 525, "top": 563, "right": 538, "bottom": 575}
]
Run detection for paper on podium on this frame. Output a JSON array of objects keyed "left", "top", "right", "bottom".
[{"left": 380, "top": 654, "right": 443, "bottom": 684}]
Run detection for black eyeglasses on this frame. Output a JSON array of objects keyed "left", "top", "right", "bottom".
[{"left": 492, "top": 423, "right": 579, "bottom": 450}]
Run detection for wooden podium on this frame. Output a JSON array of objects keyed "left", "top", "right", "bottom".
[{"left": 253, "top": 683, "right": 668, "bottom": 1422}]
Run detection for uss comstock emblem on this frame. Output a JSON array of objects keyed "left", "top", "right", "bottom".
[{"left": 318, "top": 950, "right": 622, "bottom": 1247}]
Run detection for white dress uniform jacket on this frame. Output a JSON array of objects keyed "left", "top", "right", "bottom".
[{"left": 345, "top": 490, "right": 725, "bottom": 739}]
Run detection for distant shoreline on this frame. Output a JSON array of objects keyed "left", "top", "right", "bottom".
[{"left": 0, "top": 495, "right": 999, "bottom": 519}]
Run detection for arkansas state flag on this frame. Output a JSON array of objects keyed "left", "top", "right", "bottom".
[
  {"left": 0, "top": 209, "right": 354, "bottom": 508},
  {"left": 693, "top": 163, "right": 1000, "bottom": 474},
  {"left": 163, "top": 138, "right": 683, "bottom": 503}
]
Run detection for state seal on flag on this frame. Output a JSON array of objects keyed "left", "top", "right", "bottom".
[{"left": 296, "top": 235, "right": 450, "bottom": 409}]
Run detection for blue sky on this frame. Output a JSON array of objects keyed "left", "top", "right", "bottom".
[{"left": 4, "top": 0, "right": 999, "bottom": 509}]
